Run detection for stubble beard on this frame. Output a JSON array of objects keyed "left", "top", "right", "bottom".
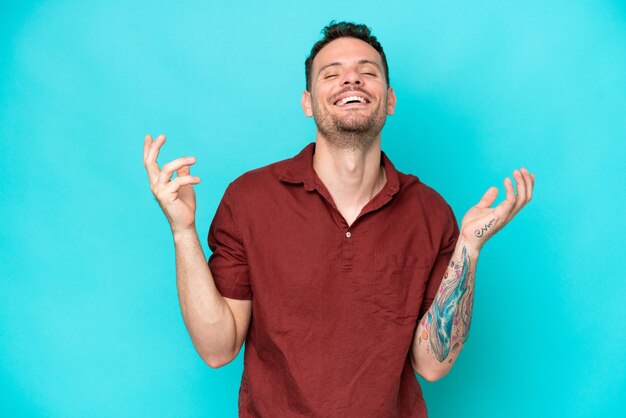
[{"left": 311, "top": 94, "right": 388, "bottom": 152}]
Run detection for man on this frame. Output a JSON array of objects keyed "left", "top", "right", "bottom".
[{"left": 143, "top": 21, "right": 534, "bottom": 417}]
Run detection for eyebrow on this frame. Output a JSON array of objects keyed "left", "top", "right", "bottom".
[{"left": 317, "top": 59, "right": 383, "bottom": 76}]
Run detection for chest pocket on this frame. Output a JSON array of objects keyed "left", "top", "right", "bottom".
[{"left": 372, "top": 252, "right": 432, "bottom": 325}]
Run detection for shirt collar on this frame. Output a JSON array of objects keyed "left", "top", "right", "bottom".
[{"left": 278, "top": 142, "right": 400, "bottom": 198}]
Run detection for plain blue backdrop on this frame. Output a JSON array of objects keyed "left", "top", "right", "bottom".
[{"left": 1, "top": 1, "right": 625, "bottom": 417}]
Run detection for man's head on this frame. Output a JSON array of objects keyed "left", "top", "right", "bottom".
[
  {"left": 304, "top": 21, "right": 390, "bottom": 91},
  {"left": 302, "top": 21, "right": 396, "bottom": 151}
]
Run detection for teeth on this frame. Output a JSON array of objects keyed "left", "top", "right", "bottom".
[{"left": 337, "top": 95, "right": 367, "bottom": 105}]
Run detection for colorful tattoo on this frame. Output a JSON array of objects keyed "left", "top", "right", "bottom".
[{"left": 427, "top": 246, "right": 474, "bottom": 362}]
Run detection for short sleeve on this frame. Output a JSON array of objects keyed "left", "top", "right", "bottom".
[
  {"left": 207, "top": 183, "right": 252, "bottom": 300},
  {"left": 418, "top": 203, "right": 459, "bottom": 318}
]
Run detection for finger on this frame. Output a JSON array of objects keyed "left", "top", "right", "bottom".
[
  {"left": 159, "top": 175, "right": 201, "bottom": 199},
  {"left": 476, "top": 186, "right": 498, "bottom": 209},
  {"left": 143, "top": 134, "right": 159, "bottom": 182},
  {"left": 511, "top": 169, "right": 526, "bottom": 214},
  {"left": 143, "top": 134, "right": 152, "bottom": 161},
  {"left": 494, "top": 176, "right": 516, "bottom": 220},
  {"left": 177, "top": 165, "right": 190, "bottom": 177},
  {"left": 177, "top": 166, "right": 196, "bottom": 201},
  {"left": 521, "top": 167, "right": 532, "bottom": 202},
  {"left": 176, "top": 166, "right": 192, "bottom": 198},
  {"left": 144, "top": 134, "right": 166, "bottom": 183},
  {"left": 157, "top": 157, "right": 196, "bottom": 186},
  {"left": 145, "top": 134, "right": 166, "bottom": 167}
]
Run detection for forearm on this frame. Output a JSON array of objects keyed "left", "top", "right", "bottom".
[
  {"left": 411, "top": 237, "right": 479, "bottom": 381},
  {"left": 173, "top": 227, "right": 237, "bottom": 368}
]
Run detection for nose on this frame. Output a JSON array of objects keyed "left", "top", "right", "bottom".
[{"left": 341, "top": 68, "right": 362, "bottom": 86}]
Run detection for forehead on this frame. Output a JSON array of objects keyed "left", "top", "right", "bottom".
[{"left": 313, "top": 37, "right": 383, "bottom": 71}]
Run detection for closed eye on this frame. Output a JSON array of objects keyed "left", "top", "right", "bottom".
[{"left": 324, "top": 74, "right": 338, "bottom": 79}]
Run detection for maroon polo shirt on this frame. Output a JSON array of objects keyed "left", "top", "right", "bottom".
[{"left": 207, "top": 142, "right": 459, "bottom": 417}]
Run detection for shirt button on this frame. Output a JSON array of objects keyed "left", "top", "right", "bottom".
[{"left": 345, "top": 231, "right": 351, "bottom": 238}]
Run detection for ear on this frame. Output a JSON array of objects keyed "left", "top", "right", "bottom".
[
  {"left": 386, "top": 86, "right": 396, "bottom": 115},
  {"left": 301, "top": 90, "right": 313, "bottom": 117}
]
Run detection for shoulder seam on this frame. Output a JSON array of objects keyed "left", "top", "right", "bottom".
[{"left": 223, "top": 181, "right": 246, "bottom": 247}]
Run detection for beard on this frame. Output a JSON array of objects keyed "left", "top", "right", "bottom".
[{"left": 311, "top": 92, "right": 388, "bottom": 152}]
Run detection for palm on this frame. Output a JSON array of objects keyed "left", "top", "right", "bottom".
[
  {"left": 176, "top": 181, "right": 196, "bottom": 218},
  {"left": 156, "top": 169, "right": 197, "bottom": 229}
]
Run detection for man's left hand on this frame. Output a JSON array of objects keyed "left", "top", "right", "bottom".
[{"left": 459, "top": 167, "right": 534, "bottom": 252}]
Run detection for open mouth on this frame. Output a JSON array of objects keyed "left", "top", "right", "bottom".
[{"left": 334, "top": 95, "right": 370, "bottom": 107}]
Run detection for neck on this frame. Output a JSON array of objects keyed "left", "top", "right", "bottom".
[{"left": 312, "top": 134, "right": 386, "bottom": 217}]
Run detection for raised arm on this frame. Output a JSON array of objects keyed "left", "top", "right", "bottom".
[
  {"left": 411, "top": 167, "right": 534, "bottom": 381},
  {"left": 143, "top": 134, "right": 251, "bottom": 368}
]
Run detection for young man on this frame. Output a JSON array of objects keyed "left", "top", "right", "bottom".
[{"left": 143, "top": 21, "right": 534, "bottom": 418}]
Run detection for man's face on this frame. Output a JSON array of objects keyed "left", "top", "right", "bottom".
[{"left": 302, "top": 37, "right": 396, "bottom": 149}]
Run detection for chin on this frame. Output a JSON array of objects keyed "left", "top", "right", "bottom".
[
  {"left": 336, "top": 115, "right": 373, "bottom": 130},
  {"left": 340, "top": 116, "right": 386, "bottom": 132}
]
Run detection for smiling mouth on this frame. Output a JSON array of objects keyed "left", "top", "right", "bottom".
[{"left": 334, "top": 95, "right": 370, "bottom": 106}]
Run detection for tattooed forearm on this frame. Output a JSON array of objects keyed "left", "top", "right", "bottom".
[
  {"left": 417, "top": 245, "right": 476, "bottom": 364},
  {"left": 474, "top": 218, "right": 495, "bottom": 238}
]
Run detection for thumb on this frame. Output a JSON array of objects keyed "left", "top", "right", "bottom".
[
  {"left": 476, "top": 186, "right": 498, "bottom": 208},
  {"left": 177, "top": 165, "right": 190, "bottom": 177}
]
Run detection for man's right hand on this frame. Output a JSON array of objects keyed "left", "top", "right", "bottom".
[{"left": 143, "top": 134, "right": 202, "bottom": 234}]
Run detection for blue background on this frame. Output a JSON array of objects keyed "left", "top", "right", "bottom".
[{"left": 1, "top": 1, "right": 625, "bottom": 417}]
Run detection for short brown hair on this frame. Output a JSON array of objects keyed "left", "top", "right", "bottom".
[{"left": 305, "top": 21, "right": 390, "bottom": 91}]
